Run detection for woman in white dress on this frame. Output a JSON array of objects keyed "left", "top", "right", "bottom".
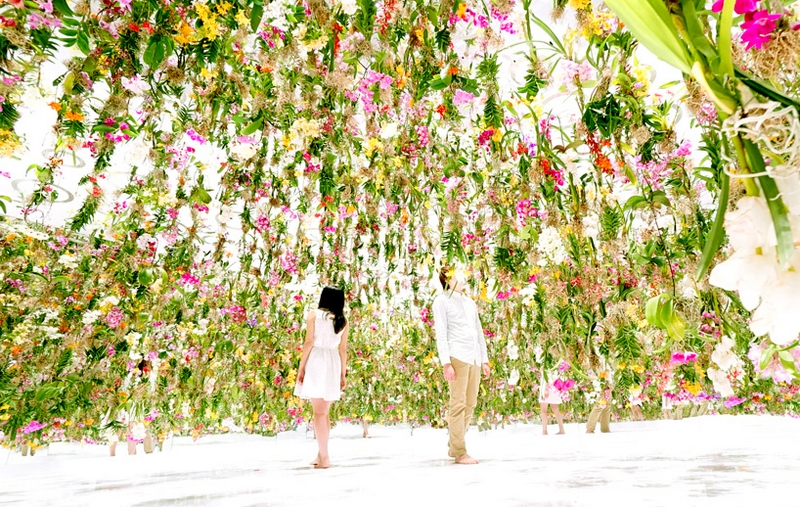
[
  {"left": 294, "top": 287, "right": 349, "bottom": 469},
  {"left": 539, "top": 370, "right": 566, "bottom": 435}
]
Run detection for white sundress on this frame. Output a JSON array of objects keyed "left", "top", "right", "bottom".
[
  {"left": 294, "top": 309, "right": 343, "bottom": 402},
  {"left": 538, "top": 372, "right": 563, "bottom": 405}
]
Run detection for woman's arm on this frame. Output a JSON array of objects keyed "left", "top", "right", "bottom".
[
  {"left": 339, "top": 322, "right": 349, "bottom": 389},
  {"left": 297, "top": 311, "right": 316, "bottom": 383}
]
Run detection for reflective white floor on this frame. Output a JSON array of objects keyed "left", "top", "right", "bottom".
[{"left": 2, "top": 415, "right": 798, "bottom": 506}]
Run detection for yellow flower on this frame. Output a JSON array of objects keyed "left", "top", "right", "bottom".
[
  {"left": 235, "top": 10, "right": 248, "bottom": 26},
  {"left": 685, "top": 382, "right": 702, "bottom": 396},
  {"left": 365, "top": 137, "right": 384, "bottom": 157},
  {"left": 175, "top": 21, "right": 195, "bottom": 45},
  {"left": 492, "top": 129, "right": 503, "bottom": 142},
  {"left": 569, "top": 0, "right": 591, "bottom": 9},
  {"left": 216, "top": 1, "right": 232, "bottom": 14},
  {"left": 200, "top": 67, "right": 214, "bottom": 79}
]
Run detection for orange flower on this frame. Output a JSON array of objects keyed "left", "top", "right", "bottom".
[
  {"left": 448, "top": 66, "right": 459, "bottom": 76},
  {"left": 48, "top": 102, "right": 62, "bottom": 112},
  {"left": 64, "top": 111, "right": 84, "bottom": 121}
]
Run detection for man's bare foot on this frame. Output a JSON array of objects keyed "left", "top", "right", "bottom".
[
  {"left": 455, "top": 454, "right": 479, "bottom": 465},
  {"left": 586, "top": 430, "right": 594, "bottom": 434},
  {"left": 314, "top": 457, "right": 330, "bottom": 469},
  {"left": 542, "top": 431, "right": 548, "bottom": 435}
]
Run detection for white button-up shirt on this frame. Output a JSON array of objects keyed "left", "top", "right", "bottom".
[{"left": 432, "top": 290, "right": 489, "bottom": 366}]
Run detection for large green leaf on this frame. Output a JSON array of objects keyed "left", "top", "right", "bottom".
[
  {"left": 696, "top": 169, "right": 729, "bottom": 280},
  {"left": 743, "top": 138, "right": 794, "bottom": 266},
  {"left": 604, "top": 0, "right": 692, "bottom": 74}
]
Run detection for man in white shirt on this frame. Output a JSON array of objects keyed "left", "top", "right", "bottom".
[{"left": 432, "top": 266, "right": 491, "bottom": 465}]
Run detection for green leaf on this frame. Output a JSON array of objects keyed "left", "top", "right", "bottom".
[
  {"left": 53, "top": 0, "right": 74, "bottom": 16},
  {"left": 624, "top": 195, "right": 648, "bottom": 211},
  {"left": 63, "top": 72, "right": 75, "bottom": 94},
  {"left": 736, "top": 69, "right": 800, "bottom": 114},
  {"left": 250, "top": 4, "right": 264, "bottom": 32},
  {"left": 717, "top": 0, "right": 735, "bottom": 77},
  {"left": 760, "top": 343, "right": 777, "bottom": 371},
  {"left": 696, "top": 170, "right": 729, "bottom": 280},
  {"left": 76, "top": 29, "right": 90, "bottom": 55},
  {"left": 241, "top": 117, "right": 263, "bottom": 135},
  {"left": 430, "top": 77, "right": 448, "bottom": 91},
  {"left": 743, "top": 138, "right": 794, "bottom": 266},
  {"left": 143, "top": 37, "right": 166, "bottom": 68},
  {"left": 604, "top": 0, "right": 692, "bottom": 74},
  {"left": 777, "top": 350, "right": 798, "bottom": 375}
]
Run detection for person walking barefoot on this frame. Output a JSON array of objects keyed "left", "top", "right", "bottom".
[
  {"left": 539, "top": 371, "right": 566, "bottom": 435},
  {"left": 432, "top": 266, "right": 491, "bottom": 465},
  {"left": 294, "top": 287, "right": 349, "bottom": 469}
]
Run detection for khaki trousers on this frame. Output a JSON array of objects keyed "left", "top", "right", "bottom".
[
  {"left": 448, "top": 357, "right": 480, "bottom": 458},
  {"left": 586, "top": 403, "right": 611, "bottom": 433}
]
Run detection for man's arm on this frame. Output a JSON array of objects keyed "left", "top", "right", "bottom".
[
  {"left": 432, "top": 296, "right": 450, "bottom": 366},
  {"left": 474, "top": 301, "right": 490, "bottom": 378}
]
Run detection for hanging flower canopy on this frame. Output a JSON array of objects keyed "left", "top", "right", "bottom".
[{"left": 1, "top": 0, "right": 800, "bottom": 448}]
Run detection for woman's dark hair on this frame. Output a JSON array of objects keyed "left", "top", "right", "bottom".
[
  {"left": 318, "top": 287, "right": 347, "bottom": 334},
  {"left": 439, "top": 266, "right": 452, "bottom": 291}
]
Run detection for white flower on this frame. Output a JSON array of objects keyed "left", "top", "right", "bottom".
[
  {"left": 230, "top": 142, "right": 257, "bottom": 160},
  {"left": 82, "top": 310, "right": 103, "bottom": 325},
  {"left": 99, "top": 295, "right": 120, "bottom": 308},
  {"left": 707, "top": 367, "right": 735, "bottom": 398},
  {"left": 749, "top": 271, "right": 800, "bottom": 346},
  {"left": 136, "top": 233, "right": 155, "bottom": 250},
  {"left": 338, "top": 0, "right": 358, "bottom": 14},
  {"left": 379, "top": 121, "right": 399, "bottom": 139},
  {"left": 536, "top": 226, "right": 567, "bottom": 265},
  {"left": 508, "top": 368, "right": 520, "bottom": 386},
  {"left": 582, "top": 213, "right": 600, "bottom": 240},
  {"left": 506, "top": 340, "right": 519, "bottom": 361},
  {"left": 121, "top": 75, "right": 149, "bottom": 95},
  {"left": 203, "top": 377, "right": 217, "bottom": 395},
  {"left": 57, "top": 253, "right": 79, "bottom": 269},
  {"left": 709, "top": 251, "right": 778, "bottom": 311},
  {"left": 711, "top": 336, "right": 742, "bottom": 372},
  {"left": 221, "top": 417, "right": 243, "bottom": 432},
  {"left": 677, "top": 275, "right": 698, "bottom": 299},
  {"left": 726, "top": 196, "right": 775, "bottom": 252},
  {"left": 130, "top": 422, "right": 147, "bottom": 440}
]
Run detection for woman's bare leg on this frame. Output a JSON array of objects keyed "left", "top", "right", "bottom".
[
  {"left": 552, "top": 405, "right": 565, "bottom": 434},
  {"left": 311, "top": 398, "right": 332, "bottom": 468},
  {"left": 362, "top": 420, "right": 369, "bottom": 438},
  {"left": 540, "top": 403, "right": 549, "bottom": 435}
]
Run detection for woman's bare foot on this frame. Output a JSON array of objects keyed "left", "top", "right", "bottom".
[
  {"left": 314, "top": 456, "right": 330, "bottom": 469},
  {"left": 556, "top": 430, "right": 565, "bottom": 435},
  {"left": 309, "top": 454, "right": 321, "bottom": 466},
  {"left": 542, "top": 431, "right": 548, "bottom": 435},
  {"left": 455, "top": 454, "right": 479, "bottom": 465}
]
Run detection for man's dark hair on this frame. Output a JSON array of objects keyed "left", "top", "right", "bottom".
[{"left": 439, "top": 266, "right": 451, "bottom": 291}]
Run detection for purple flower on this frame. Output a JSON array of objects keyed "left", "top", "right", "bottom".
[
  {"left": 711, "top": 0, "right": 759, "bottom": 15},
  {"left": 724, "top": 396, "right": 746, "bottom": 408},
  {"left": 453, "top": 89, "right": 475, "bottom": 105},
  {"left": 23, "top": 420, "right": 46, "bottom": 434},
  {"left": 740, "top": 10, "right": 782, "bottom": 50}
]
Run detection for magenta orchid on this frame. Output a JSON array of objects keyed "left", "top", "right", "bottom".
[{"left": 740, "top": 10, "right": 782, "bottom": 50}]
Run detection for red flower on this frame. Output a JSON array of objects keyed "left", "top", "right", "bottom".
[{"left": 129, "top": 22, "right": 140, "bottom": 33}]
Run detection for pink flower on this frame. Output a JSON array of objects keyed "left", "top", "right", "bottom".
[
  {"left": 740, "top": 10, "right": 782, "bottom": 50},
  {"left": 711, "top": 0, "right": 759, "bottom": 14},
  {"left": 23, "top": 420, "right": 46, "bottom": 434},
  {"left": 724, "top": 396, "right": 746, "bottom": 408},
  {"left": 453, "top": 89, "right": 475, "bottom": 105}
]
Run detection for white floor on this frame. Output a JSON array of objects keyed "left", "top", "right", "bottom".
[{"left": 1, "top": 415, "right": 798, "bottom": 506}]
